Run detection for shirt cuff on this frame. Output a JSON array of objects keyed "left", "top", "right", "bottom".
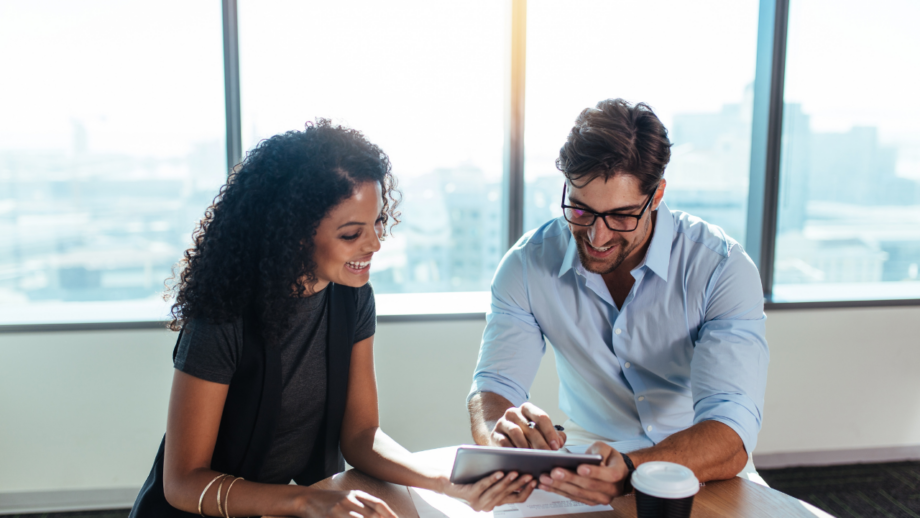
[
  {"left": 693, "top": 396, "right": 762, "bottom": 453},
  {"left": 467, "top": 374, "right": 529, "bottom": 408}
]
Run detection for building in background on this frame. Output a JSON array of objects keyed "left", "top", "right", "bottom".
[{"left": 4, "top": 93, "right": 919, "bottom": 309}]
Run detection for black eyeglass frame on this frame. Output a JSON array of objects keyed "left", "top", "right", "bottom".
[{"left": 560, "top": 183, "right": 658, "bottom": 232}]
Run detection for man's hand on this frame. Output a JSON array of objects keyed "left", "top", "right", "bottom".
[
  {"left": 469, "top": 392, "right": 566, "bottom": 451},
  {"left": 537, "top": 441, "right": 628, "bottom": 505},
  {"left": 490, "top": 402, "right": 567, "bottom": 450}
]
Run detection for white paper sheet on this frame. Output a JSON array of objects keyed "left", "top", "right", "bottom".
[
  {"left": 408, "top": 487, "right": 612, "bottom": 518},
  {"left": 563, "top": 439, "right": 650, "bottom": 455}
]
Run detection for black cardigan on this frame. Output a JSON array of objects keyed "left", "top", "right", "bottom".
[{"left": 130, "top": 284, "right": 358, "bottom": 517}]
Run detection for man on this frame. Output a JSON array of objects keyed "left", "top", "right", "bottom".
[{"left": 467, "top": 99, "right": 769, "bottom": 505}]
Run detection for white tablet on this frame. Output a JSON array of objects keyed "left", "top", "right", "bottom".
[{"left": 449, "top": 445, "right": 604, "bottom": 484}]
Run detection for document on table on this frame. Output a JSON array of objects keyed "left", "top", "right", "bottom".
[
  {"left": 563, "top": 439, "right": 651, "bottom": 455},
  {"left": 408, "top": 486, "right": 613, "bottom": 518}
]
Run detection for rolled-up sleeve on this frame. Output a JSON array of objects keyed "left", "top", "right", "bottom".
[
  {"left": 468, "top": 243, "right": 547, "bottom": 407},
  {"left": 691, "top": 245, "right": 769, "bottom": 454}
]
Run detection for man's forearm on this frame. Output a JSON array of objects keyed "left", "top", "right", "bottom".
[
  {"left": 627, "top": 421, "right": 748, "bottom": 482},
  {"left": 468, "top": 391, "right": 515, "bottom": 445}
]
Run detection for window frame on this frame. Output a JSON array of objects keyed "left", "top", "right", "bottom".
[
  {"left": 747, "top": 0, "right": 919, "bottom": 308},
  {"left": 3, "top": 0, "right": 917, "bottom": 333}
]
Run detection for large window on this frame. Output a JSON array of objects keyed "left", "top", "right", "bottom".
[
  {"left": 524, "top": 0, "right": 760, "bottom": 246},
  {"left": 2, "top": 0, "right": 918, "bottom": 328},
  {"left": 238, "top": 0, "right": 506, "bottom": 295},
  {"left": 772, "top": 0, "right": 920, "bottom": 301},
  {"left": 0, "top": 1, "right": 226, "bottom": 326}
]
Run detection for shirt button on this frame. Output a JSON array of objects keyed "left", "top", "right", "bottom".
[
  {"left": 638, "top": 396, "right": 645, "bottom": 401},
  {"left": 624, "top": 362, "right": 631, "bottom": 369},
  {"left": 615, "top": 328, "right": 622, "bottom": 335},
  {"left": 647, "top": 425, "right": 653, "bottom": 432}
]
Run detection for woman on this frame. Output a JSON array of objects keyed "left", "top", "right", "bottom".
[{"left": 131, "top": 120, "right": 537, "bottom": 517}]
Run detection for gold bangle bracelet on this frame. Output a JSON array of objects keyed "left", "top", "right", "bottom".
[
  {"left": 223, "top": 477, "right": 244, "bottom": 518},
  {"left": 216, "top": 474, "right": 231, "bottom": 518},
  {"left": 199, "top": 474, "right": 229, "bottom": 517}
]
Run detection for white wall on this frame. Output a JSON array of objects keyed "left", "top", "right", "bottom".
[
  {"left": 1, "top": 306, "right": 919, "bottom": 495},
  {"left": 757, "top": 306, "right": 920, "bottom": 454},
  {"left": 0, "top": 329, "right": 175, "bottom": 493}
]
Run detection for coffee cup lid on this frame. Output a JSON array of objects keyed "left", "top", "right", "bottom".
[{"left": 630, "top": 461, "right": 700, "bottom": 499}]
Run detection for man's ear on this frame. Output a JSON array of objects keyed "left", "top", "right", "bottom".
[{"left": 652, "top": 179, "right": 667, "bottom": 210}]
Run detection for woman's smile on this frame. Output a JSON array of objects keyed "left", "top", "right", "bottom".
[{"left": 345, "top": 254, "right": 373, "bottom": 275}]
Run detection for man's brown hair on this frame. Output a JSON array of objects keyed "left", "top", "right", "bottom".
[{"left": 556, "top": 98, "right": 672, "bottom": 195}]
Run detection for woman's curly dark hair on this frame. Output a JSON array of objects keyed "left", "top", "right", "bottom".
[{"left": 167, "top": 119, "right": 400, "bottom": 343}]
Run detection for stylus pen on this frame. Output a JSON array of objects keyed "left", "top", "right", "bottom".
[{"left": 527, "top": 421, "right": 565, "bottom": 431}]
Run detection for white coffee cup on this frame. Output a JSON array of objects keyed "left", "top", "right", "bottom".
[{"left": 630, "top": 461, "right": 700, "bottom": 518}]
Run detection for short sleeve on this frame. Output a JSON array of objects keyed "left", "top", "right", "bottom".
[
  {"left": 354, "top": 283, "right": 377, "bottom": 343},
  {"left": 173, "top": 318, "right": 244, "bottom": 384}
]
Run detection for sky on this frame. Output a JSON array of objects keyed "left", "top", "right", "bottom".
[
  {"left": 523, "top": 0, "right": 760, "bottom": 178},
  {"left": 1, "top": 0, "right": 917, "bottom": 176},
  {"left": 238, "top": 0, "right": 762, "bottom": 181},
  {"left": 784, "top": 0, "right": 920, "bottom": 140},
  {"left": 238, "top": 0, "right": 506, "bottom": 180},
  {"left": 0, "top": 1, "right": 225, "bottom": 158}
]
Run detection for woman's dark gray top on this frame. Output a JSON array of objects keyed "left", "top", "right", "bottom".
[{"left": 173, "top": 283, "right": 376, "bottom": 484}]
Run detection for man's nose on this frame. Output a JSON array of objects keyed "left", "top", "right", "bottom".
[{"left": 588, "top": 217, "right": 613, "bottom": 244}]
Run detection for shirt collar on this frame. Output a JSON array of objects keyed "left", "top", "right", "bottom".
[
  {"left": 641, "top": 201, "right": 673, "bottom": 282},
  {"left": 557, "top": 201, "right": 674, "bottom": 282},
  {"left": 559, "top": 226, "right": 581, "bottom": 277}
]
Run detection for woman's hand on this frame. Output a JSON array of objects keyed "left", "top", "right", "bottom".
[
  {"left": 290, "top": 488, "right": 397, "bottom": 518},
  {"left": 441, "top": 471, "right": 538, "bottom": 512}
]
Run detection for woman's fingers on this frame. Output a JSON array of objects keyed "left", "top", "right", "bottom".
[
  {"left": 465, "top": 471, "right": 538, "bottom": 511},
  {"left": 482, "top": 471, "right": 520, "bottom": 501},
  {"left": 331, "top": 499, "right": 365, "bottom": 518},
  {"left": 354, "top": 492, "right": 397, "bottom": 518},
  {"left": 504, "top": 475, "right": 538, "bottom": 501},
  {"left": 482, "top": 472, "right": 535, "bottom": 509},
  {"left": 481, "top": 474, "right": 536, "bottom": 511},
  {"left": 343, "top": 493, "right": 376, "bottom": 518},
  {"left": 473, "top": 471, "right": 507, "bottom": 495},
  {"left": 335, "top": 491, "right": 384, "bottom": 518},
  {"left": 502, "top": 480, "right": 538, "bottom": 504},
  {"left": 508, "top": 472, "right": 537, "bottom": 494}
]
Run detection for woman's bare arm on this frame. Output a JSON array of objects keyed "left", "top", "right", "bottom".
[
  {"left": 163, "top": 370, "right": 393, "bottom": 518},
  {"left": 340, "top": 336, "right": 537, "bottom": 512}
]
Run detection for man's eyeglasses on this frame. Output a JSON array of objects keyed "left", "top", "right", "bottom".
[{"left": 561, "top": 183, "right": 657, "bottom": 232}]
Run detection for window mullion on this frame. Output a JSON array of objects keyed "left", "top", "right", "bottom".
[
  {"left": 222, "top": 0, "right": 243, "bottom": 173},
  {"left": 746, "top": 0, "right": 790, "bottom": 298},
  {"left": 503, "top": 0, "right": 527, "bottom": 251}
]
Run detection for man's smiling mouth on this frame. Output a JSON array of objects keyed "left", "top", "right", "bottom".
[{"left": 587, "top": 242, "right": 613, "bottom": 252}]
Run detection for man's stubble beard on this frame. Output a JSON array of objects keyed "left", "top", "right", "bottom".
[
  {"left": 574, "top": 232, "right": 632, "bottom": 275},
  {"left": 573, "top": 217, "right": 652, "bottom": 275}
]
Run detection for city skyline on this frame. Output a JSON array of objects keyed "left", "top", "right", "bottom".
[{"left": 3, "top": 94, "right": 919, "bottom": 315}]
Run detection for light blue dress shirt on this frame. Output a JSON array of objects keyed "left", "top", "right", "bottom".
[{"left": 469, "top": 202, "right": 769, "bottom": 454}]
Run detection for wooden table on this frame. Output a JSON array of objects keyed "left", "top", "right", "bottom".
[{"left": 312, "top": 447, "right": 828, "bottom": 518}]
